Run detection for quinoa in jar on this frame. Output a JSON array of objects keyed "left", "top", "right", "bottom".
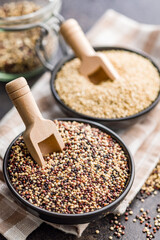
[
  {"left": 0, "top": 1, "right": 41, "bottom": 74},
  {"left": 0, "top": 0, "right": 61, "bottom": 81}
]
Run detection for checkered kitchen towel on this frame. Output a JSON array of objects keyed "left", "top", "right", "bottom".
[{"left": 0, "top": 9, "right": 160, "bottom": 239}]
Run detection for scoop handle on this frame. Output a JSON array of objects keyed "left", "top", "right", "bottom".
[
  {"left": 60, "top": 18, "right": 95, "bottom": 59},
  {"left": 6, "top": 77, "right": 42, "bottom": 127}
]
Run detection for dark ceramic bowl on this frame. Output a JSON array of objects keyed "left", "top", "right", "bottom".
[
  {"left": 50, "top": 47, "right": 160, "bottom": 130},
  {"left": 3, "top": 118, "right": 134, "bottom": 225}
]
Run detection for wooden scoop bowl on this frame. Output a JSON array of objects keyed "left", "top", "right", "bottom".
[
  {"left": 60, "top": 18, "right": 119, "bottom": 83},
  {"left": 6, "top": 77, "right": 64, "bottom": 167}
]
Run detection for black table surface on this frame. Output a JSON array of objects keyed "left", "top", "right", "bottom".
[{"left": 0, "top": 0, "right": 160, "bottom": 239}]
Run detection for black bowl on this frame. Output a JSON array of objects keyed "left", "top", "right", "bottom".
[
  {"left": 3, "top": 118, "right": 134, "bottom": 225},
  {"left": 50, "top": 47, "right": 160, "bottom": 130}
]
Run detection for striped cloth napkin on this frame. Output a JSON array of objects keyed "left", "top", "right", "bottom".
[{"left": 0, "top": 9, "right": 160, "bottom": 239}]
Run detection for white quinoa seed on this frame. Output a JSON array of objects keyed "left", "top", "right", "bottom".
[{"left": 55, "top": 50, "right": 160, "bottom": 119}]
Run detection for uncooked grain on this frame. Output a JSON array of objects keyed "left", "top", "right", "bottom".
[
  {"left": 55, "top": 50, "right": 160, "bottom": 119},
  {"left": 8, "top": 120, "right": 129, "bottom": 214},
  {"left": 0, "top": 1, "right": 41, "bottom": 73}
]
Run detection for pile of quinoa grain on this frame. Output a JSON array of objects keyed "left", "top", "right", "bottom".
[
  {"left": 0, "top": 1, "right": 41, "bottom": 73},
  {"left": 55, "top": 50, "right": 160, "bottom": 119},
  {"left": 140, "top": 160, "right": 160, "bottom": 199},
  {"left": 8, "top": 120, "right": 129, "bottom": 214}
]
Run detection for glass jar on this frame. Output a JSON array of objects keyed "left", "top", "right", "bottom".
[{"left": 0, "top": 0, "right": 62, "bottom": 82}]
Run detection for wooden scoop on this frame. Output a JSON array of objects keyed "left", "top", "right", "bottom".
[
  {"left": 6, "top": 77, "right": 64, "bottom": 167},
  {"left": 60, "top": 18, "right": 119, "bottom": 83}
]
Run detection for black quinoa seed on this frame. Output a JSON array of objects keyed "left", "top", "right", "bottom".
[{"left": 7, "top": 120, "right": 129, "bottom": 214}]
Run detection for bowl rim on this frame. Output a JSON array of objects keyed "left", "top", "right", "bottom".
[
  {"left": 50, "top": 46, "right": 160, "bottom": 123},
  {"left": 3, "top": 118, "right": 135, "bottom": 221}
]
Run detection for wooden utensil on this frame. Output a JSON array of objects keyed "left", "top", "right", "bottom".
[
  {"left": 6, "top": 77, "right": 64, "bottom": 167},
  {"left": 60, "top": 18, "right": 119, "bottom": 83}
]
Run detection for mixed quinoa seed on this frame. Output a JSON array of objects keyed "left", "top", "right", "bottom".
[
  {"left": 55, "top": 50, "right": 160, "bottom": 119},
  {"left": 0, "top": 1, "right": 41, "bottom": 73},
  {"left": 8, "top": 120, "right": 129, "bottom": 214}
]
